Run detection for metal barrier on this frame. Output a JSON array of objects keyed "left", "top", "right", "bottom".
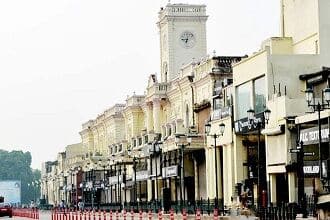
[
  {"left": 258, "top": 203, "right": 297, "bottom": 220},
  {"left": 83, "top": 198, "right": 225, "bottom": 215}
]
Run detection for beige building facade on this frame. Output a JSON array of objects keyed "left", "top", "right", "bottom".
[{"left": 40, "top": 0, "right": 330, "bottom": 217}]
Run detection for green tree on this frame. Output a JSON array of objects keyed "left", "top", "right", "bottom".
[{"left": 0, "top": 149, "right": 41, "bottom": 204}]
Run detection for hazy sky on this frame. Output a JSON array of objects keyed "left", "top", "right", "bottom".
[{"left": 0, "top": 0, "right": 280, "bottom": 169}]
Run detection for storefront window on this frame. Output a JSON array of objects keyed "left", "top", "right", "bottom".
[
  {"left": 237, "top": 82, "right": 251, "bottom": 119},
  {"left": 254, "top": 76, "right": 266, "bottom": 114}
]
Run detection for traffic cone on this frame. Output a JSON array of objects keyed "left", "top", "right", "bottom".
[
  {"left": 130, "top": 209, "right": 134, "bottom": 220},
  {"left": 103, "top": 210, "right": 107, "bottom": 220}
]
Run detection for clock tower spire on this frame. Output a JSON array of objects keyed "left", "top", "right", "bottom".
[{"left": 158, "top": 3, "right": 208, "bottom": 83}]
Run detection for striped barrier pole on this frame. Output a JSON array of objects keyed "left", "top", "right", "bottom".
[
  {"left": 195, "top": 208, "right": 201, "bottom": 220},
  {"left": 139, "top": 209, "right": 142, "bottom": 220},
  {"left": 115, "top": 210, "right": 119, "bottom": 220},
  {"left": 148, "top": 210, "right": 152, "bottom": 220},
  {"left": 158, "top": 209, "right": 162, "bottom": 220},
  {"left": 213, "top": 208, "right": 218, "bottom": 220},
  {"left": 123, "top": 209, "right": 127, "bottom": 220},
  {"left": 182, "top": 209, "right": 187, "bottom": 220},
  {"left": 170, "top": 208, "right": 174, "bottom": 220}
]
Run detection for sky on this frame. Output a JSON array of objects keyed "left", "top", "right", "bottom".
[{"left": 0, "top": 0, "right": 280, "bottom": 169}]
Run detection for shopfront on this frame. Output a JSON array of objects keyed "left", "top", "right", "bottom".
[
  {"left": 299, "top": 124, "right": 330, "bottom": 195},
  {"left": 234, "top": 112, "right": 268, "bottom": 208}
]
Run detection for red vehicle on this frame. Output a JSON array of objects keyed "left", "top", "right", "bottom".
[{"left": 0, "top": 202, "right": 13, "bottom": 218}]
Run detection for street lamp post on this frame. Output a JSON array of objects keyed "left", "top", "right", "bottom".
[
  {"left": 148, "top": 139, "right": 162, "bottom": 203},
  {"left": 86, "top": 162, "right": 96, "bottom": 210},
  {"left": 73, "top": 167, "right": 81, "bottom": 210},
  {"left": 127, "top": 149, "right": 137, "bottom": 203},
  {"left": 305, "top": 87, "right": 330, "bottom": 191},
  {"left": 98, "top": 159, "right": 108, "bottom": 206},
  {"left": 205, "top": 122, "right": 225, "bottom": 212},
  {"left": 174, "top": 134, "right": 192, "bottom": 208},
  {"left": 246, "top": 108, "right": 271, "bottom": 210}
]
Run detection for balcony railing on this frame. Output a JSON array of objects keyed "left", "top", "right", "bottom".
[{"left": 147, "top": 83, "right": 169, "bottom": 97}]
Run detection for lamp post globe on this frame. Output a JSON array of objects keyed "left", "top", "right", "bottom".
[{"left": 305, "top": 88, "right": 314, "bottom": 104}]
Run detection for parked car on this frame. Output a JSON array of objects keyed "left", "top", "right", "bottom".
[{"left": 0, "top": 202, "right": 13, "bottom": 218}]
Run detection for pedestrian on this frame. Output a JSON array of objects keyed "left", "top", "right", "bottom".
[
  {"left": 60, "top": 200, "right": 65, "bottom": 210},
  {"left": 78, "top": 200, "right": 84, "bottom": 211}
]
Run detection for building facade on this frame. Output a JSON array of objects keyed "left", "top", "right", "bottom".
[{"left": 41, "top": 0, "right": 330, "bottom": 218}]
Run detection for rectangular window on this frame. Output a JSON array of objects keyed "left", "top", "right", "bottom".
[
  {"left": 254, "top": 76, "right": 266, "bottom": 114},
  {"left": 237, "top": 82, "right": 251, "bottom": 119},
  {"left": 213, "top": 98, "right": 222, "bottom": 110}
]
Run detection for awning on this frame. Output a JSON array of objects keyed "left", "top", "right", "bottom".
[{"left": 317, "top": 193, "right": 330, "bottom": 205}]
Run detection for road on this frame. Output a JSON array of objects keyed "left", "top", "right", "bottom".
[{"left": 0, "top": 210, "right": 51, "bottom": 220}]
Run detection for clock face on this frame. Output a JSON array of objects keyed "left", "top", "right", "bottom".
[{"left": 179, "top": 31, "right": 196, "bottom": 48}]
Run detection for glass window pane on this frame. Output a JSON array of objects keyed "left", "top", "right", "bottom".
[
  {"left": 254, "top": 77, "right": 266, "bottom": 113},
  {"left": 213, "top": 98, "right": 221, "bottom": 110},
  {"left": 237, "top": 83, "right": 251, "bottom": 119}
]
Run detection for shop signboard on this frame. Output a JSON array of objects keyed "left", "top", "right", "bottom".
[
  {"left": 234, "top": 113, "right": 265, "bottom": 134},
  {"left": 300, "top": 125, "right": 329, "bottom": 145},
  {"left": 304, "top": 161, "right": 320, "bottom": 177},
  {"left": 212, "top": 106, "right": 232, "bottom": 120},
  {"left": 109, "top": 175, "right": 122, "bottom": 185},
  {"left": 134, "top": 170, "right": 149, "bottom": 181},
  {"left": 162, "top": 165, "right": 178, "bottom": 178}
]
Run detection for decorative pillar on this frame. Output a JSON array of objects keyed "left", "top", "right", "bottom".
[
  {"left": 194, "top": 157, "right": 199, "bottom": 200},
  {"left": 288, "top": 172, "right": 297, "bottom": 203},
  {"left": 142, "top": 103, "right": 153, "bottom": 133},
  {"left": 153, "top": 98, "right": 161, "bottom": 133},
  {"left": 269, "top": 174, "right": 277, "bottom": 204}
]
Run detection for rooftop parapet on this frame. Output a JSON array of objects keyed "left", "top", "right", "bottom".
[{"left": 158, "top": 3, "right": 206, "bottom": 21}]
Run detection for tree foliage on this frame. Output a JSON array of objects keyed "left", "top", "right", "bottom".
[{"left": 0, "top": 149, "right": 40, "bottom": 204}]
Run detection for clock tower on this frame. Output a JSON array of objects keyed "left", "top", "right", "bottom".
[{"left": 158, "top": 3, "right": 208, "bottom": 83}]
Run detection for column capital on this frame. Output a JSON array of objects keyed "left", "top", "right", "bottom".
[{"left": 152, "top": 98, "right": 161, "bottom": 107}]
